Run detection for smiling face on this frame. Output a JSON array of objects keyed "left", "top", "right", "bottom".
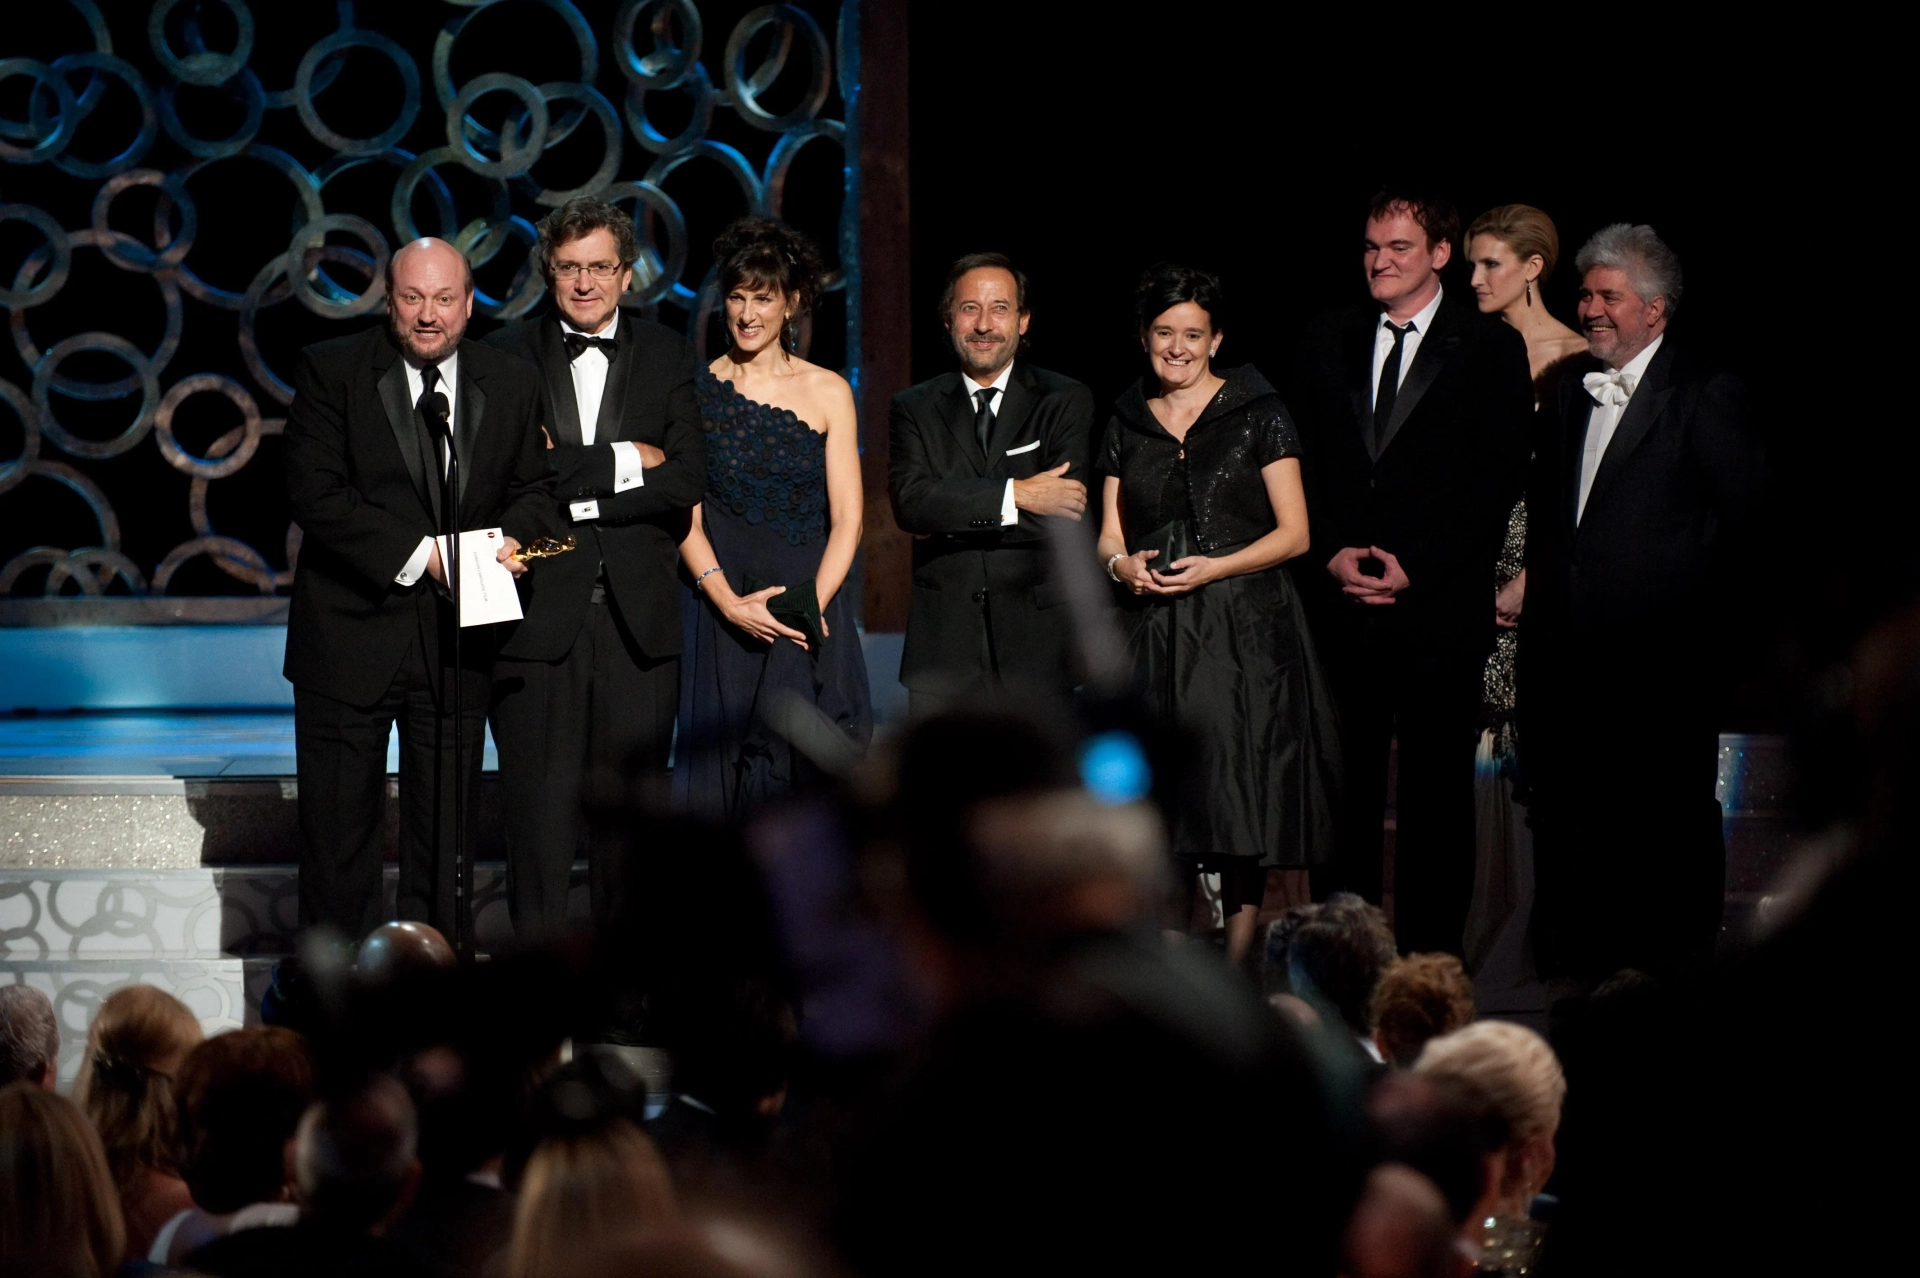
[
  {"left": 945, "top": 266, "right": 1028, "bottom": 381},
  {"left": 724, "top": 276, "right": 791, "bottom": 356},
  {"left": 549, "top": 227, "right": 631, "bottom": 335},
  {"left": 1142, "top": 302, "right": 1218, "bottom": 393},
  {"left": 1577, "top": 265, "right": 1666, "bottom": 368},
  {"left": 1469, "top": 233, "right": 1539, "bottom": 315},
  {"left": 387, "top": 239, "right": 472, "bottom": 364},
  {"left": 1365, "top": 208, "right": 1451, "bottom": 317}
]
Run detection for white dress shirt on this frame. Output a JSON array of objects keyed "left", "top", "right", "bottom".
[
  {"left": 1370, "top": 285, "right": 1446, "bottom": 408},
  {"left": 560, "top": 311, "right": 645, "bottom": 523},
  {"left": 395, "top": 352, "right": 460, "bottom": 585},
  {"left": 1576, "top": 333, "right": 1664, "bottom": 524},
  {"left": 962, "top": 361, "right": 1019, "bottom": 526}
]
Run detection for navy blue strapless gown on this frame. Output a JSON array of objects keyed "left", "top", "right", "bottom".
[{"left": 674, "top": 371, "right": 872, "bottom": 817}]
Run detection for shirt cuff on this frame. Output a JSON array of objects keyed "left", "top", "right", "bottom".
[
  {"left": 1000, "top": 479, "right": 1017, "bottom": 527},
  {"left": 611, "top": 440, "right": 645, "bottom": 493},
  {"left": 395, "top": 536, "right": 434, "bottom": 586},
  {"left": 569, "top": 500, "right": 601, "bottom": 522}
]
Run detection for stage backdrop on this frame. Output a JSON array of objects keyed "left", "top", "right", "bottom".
[{"left": 1, "top": 0, "right": 869, "bottom": 706}]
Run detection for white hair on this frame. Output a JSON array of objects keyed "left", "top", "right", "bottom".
[
  {"left": 0, "top": 985, "right": 59, "bottom": 1085},
  {"left": 1575, "top": 222, "right": 1684, "bottom": 315},
  {"left": 1413, "top": 1019, "right": 1566, "bottom": 1144}
]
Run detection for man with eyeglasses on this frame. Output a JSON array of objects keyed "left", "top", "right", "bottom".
[{"left": 484, "top": 197, "right": 707, "bottom": 937}]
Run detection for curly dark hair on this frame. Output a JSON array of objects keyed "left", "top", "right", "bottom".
[
  {"left": 1370, "top": 952, "right": 1477, "bottom": 1068},
  {"left": 713, "top": 216, "right": 827, "bottom": 333},
  {"left": 1134, "top": 262, "right": 1224, "bottom": 332},
  {"left": 535, "top": 197, "right": 639, "bottom": 276}
]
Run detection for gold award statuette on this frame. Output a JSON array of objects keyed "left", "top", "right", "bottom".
[{"left": 511, "top": 535, "right": 578, "bottom": 562}]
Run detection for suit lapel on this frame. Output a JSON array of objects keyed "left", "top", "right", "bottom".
[
  {"left": 986, "top": 365, "right": 1037, "bottom": 474},
  {"left": 594, "top": 321, "right": 636, "bottom": 443},
  {"left": 1377, "top": 297, "right": 1461, "bottom": 457},
  {"left": 1563, "top": 388, "right": 1595, "bottom": 537},
  {"left": 1346, "top": 312, "right": 1378, "bottom": 461},
  {"left": 376, "top": 351, "right": 437, "bottom": 526},
  {"left": 940, "top": 373, "right": 987, "bottom": 473},
  {"left": 454, "top": 359, "right": 485, "bottom": 520},
  {"left": 1580, "top": 341, "right": 1677, "bottom": 524},
  {"left": 539, "top": 318, "right": 585, "bottom": 446}
]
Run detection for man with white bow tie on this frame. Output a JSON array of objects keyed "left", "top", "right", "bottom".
[{"left": 1521, "top": 223, "right": 1766, "bottom": 983}]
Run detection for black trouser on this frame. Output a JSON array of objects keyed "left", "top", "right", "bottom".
[
  {"left": 1312, "top": 624, "right": 1482, "bottom": 955},
  {"left": 295, "top": 600, "right": 489, "bottom": 940},
  {"left": 491, "top": 598, "right": 677, "bottom": 939}
]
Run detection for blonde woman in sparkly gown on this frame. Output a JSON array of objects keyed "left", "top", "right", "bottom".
[{"left": 1461, "top": 205, "right": 1586, "bottom": 992}]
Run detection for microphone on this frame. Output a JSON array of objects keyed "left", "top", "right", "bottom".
[{"left": 422, "top": 390, "right": 452, "bottom": 440}]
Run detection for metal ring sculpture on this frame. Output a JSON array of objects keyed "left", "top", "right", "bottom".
[{"left": 1, "top": 0, "right": 851, "bottom": 605}]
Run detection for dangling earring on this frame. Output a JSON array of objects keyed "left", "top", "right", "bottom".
[{"left": 1525, "top": 279, "right": 1533, "bottom": 307}]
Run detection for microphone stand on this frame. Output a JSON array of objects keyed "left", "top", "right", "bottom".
[{"left": 432, "top": 404, "right": 472, "bottom": 960}]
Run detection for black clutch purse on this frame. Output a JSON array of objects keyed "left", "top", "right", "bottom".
[
  {"left": 742, "top": 574, "right": 826, "bottom": 647},
  {"left": 1132, "top": 519, "right": 1197, "bottom": 573}
]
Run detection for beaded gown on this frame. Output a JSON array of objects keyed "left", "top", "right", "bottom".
[
  {"left": 675, "top": 370, "right": 872, "bottom": 817},
  {"left": 1100, "top": 366, "right": 1340, "bottom": 870}
]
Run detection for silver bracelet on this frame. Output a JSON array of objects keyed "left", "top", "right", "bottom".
[
  {"left": 695, "top": 565, "right": 723, "bottom": 589},
  {"left": 1105, "top": 553, "right": 1125, "bottom": 583}
]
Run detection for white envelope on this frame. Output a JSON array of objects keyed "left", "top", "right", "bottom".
[{"left": 433, "top": 527, "right": 525, "bottom": 627}]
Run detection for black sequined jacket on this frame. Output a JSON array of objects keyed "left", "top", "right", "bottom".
[{"left": 1098, "top": 366, "right": 1301, "bottom": 553}]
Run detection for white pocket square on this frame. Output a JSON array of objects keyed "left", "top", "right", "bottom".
[{"left": 1004, "top": 440, "right": 1041, "bottom": 456}]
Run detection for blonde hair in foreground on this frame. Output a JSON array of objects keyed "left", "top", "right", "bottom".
[
  {"left": 505, "top": 1117, "right": 679, "bottom": 1278},
  {"left": 0, "top": 1083, "right": 127, "bottom": 1278}
]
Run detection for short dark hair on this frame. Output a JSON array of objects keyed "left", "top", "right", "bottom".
[
  {"left": 1134, "top": 262, "right": 1224, "bottom": 332},
  {"left": 939, "top": 252, "right": 1029, "bottom": 322},
  {"left": 712, "top": 216, "right": 827, "bottom": 325},
  {"left": 1286, "top": 893, "right": 1398, "bottom": 1037},
  {"left": 1367, "top": 188, "right": 1462, "bottom": 255},
  {"left": 536, "top": 196, "right": 639, "bottom": 276}
]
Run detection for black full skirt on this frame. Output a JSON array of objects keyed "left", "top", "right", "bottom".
[{"left": 1123, "top": 562, "right": 1340, "bottom": 868}]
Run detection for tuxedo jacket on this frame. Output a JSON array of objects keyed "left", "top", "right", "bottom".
[
  {"left": 1292, "top": 292, "right": 1533, "bottom": 658},
  {"left": 1523, "top": 339, "right": 1764, "bottom": 668},
  {"left": 888, "top": 361, "right": 1096, "bottom": 693},
  {"left": 483, "top": 313, "right": 706, "bottom": 663},
  {"left": 283, "top": 326, "right": 557, "bottom": 705}
]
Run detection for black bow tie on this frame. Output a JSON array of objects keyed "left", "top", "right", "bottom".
[{"left": 563, "top": 332, "right": 616, "bottom": 361}]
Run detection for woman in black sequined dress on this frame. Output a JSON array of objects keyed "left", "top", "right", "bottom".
[
  {"left": 675, "top": 219, "right": 871, "bottom": 816},
  {"left": 1096, "top": 265, "right": 1340, "bottom": 964}
]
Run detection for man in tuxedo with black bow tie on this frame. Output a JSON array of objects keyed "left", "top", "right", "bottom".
[
  {"left": 888, "top": 253, "right": 1096, "bottom": 714},
  {"left": 285, "top": 237, "right": 556, "bottom": 940},
  {"left": 1522, "top": 224, "right": 1765, "bottom": 980},
  {"left": 1292, "top": 191, "right": 1534, "bottom": 956},
  {"left": 484, "top": 198, "right": 706, "bottom": 936}
]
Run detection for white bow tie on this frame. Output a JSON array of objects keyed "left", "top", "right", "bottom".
[{"left": 1584, "top": 368, "right": 1637, "bottom": 407}]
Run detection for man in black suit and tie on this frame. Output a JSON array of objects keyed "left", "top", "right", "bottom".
[
  {"left": 888, "top": 253, "right": 1096, "bottom": 713},
  {"left": 285, "top": 237, "right": 556, "bottom": 940},
  {"left": 1293, "top": 191, "right": 1534, "bottom": 955},
  {"left": 484, "top": 198, "right": 706, "bottom": 936},
  {"left": 1522, "top": 224, "right": 1764, "bottom": 980}
]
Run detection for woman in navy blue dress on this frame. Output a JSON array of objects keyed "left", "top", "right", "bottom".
[{"left": 675, "top": 218, "right": 871, "bottom": 816}]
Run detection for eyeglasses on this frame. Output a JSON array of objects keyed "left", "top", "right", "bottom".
[{"left": 551, "top": 262, "right": 622, "bottom": 280}]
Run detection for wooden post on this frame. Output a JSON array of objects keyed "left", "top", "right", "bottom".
[{"left": 850, "top": 0, "right": 912, "bottom": 632}]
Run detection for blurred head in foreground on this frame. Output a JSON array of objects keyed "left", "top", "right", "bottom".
[
  {"left": 0, "top": 1083, "right": 126, "bottom": 1278},
  {"left": 0, "top": 986, "right": 59, "bottom": 1090},
  {"left": 506, "top": 1117, "right": 678, "bottom": 1278},
  {"left": 293, "top": 1073, "right": 421, "bottom": 1234},
  {"left": 1341, "top": 1163, "right": 1467, "bottom": 1278},
  {"left": 174, "top": 1026, "right": 316, "bottom": 1213}
]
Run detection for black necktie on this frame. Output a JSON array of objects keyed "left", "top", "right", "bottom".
[
  {"left": 563, "top": 332, "right": 616, "bottom": 361},
  {"left": 413, "top": 364, "right": 450, "bottom": 524},
  {"left": 1373, "top": 320, "right": 1416, "bottom": 453},
  {"left": 973, "top": 386, "right": 999, "bottom": 457}
]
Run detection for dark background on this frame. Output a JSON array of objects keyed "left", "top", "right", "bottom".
[{"left": 905, "top": 12, "right": 1895, "bottom": 732}]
